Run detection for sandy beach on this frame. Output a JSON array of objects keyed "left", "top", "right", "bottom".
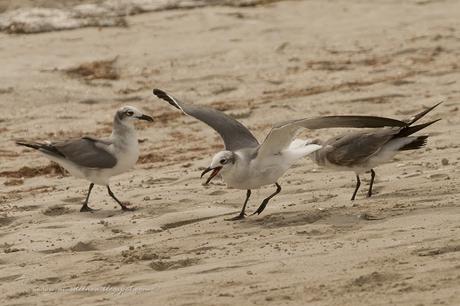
[{"left": 1, "top": 0, "right": 459, "bottom": 305}]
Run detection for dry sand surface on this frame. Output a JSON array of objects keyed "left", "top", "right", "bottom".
[{"left": 1, "top": 0, "right": 460, "bottom": 305}]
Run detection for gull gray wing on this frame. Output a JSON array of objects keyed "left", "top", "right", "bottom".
[
  {"left": 320, "top": 128, "right": 400, "bottom": 166},
  {"left": 257, "top": 116, "right": 407, "bottom": 159},
  {"left": 153, "top": 89, "right": 259, "bottom": 151},
  {"left": 288, "top": 115, "right": 407, "bottom": 130},
  {"left": 52, "top": 137, "right": 117, "bottom": 168}
]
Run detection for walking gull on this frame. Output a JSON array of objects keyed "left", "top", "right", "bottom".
[
  {"left": 153, "top": 89, "right": 406, "bottom": 220},
  {"left": 310, "top": 102, "right": 441, "bottom": 200},
  {"left": 16, "top": 105, "right": 153, "bottom": 212}
]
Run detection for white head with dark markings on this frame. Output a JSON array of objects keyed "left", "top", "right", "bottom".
[
  {"left": 116, "top": 106, "right": 154, "bottom": 126},
  {"left": 201, "top": 150, "right": 235, "bottom": 184}
]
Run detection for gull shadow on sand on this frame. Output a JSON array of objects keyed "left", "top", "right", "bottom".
[
  {"left": 161, "top": 212, "right": 236, "bottom": 230},
  {"left": 247, "top": 210, "right": 330, "bottom": 229},
  {"left": 247, "top": 206, "right": 388, "bottom": 229}
]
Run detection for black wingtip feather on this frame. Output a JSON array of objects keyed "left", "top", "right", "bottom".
[
  {"left": 153, "top": 89, "right": 181, "bottom": 110},
  {"left": 399, "top": 136, "right": 428, "bottom": 151},
  {"left": 16, "top": 141, "right": 40, "bottom": 150},
  {"left": 397, "top": 119, "right": 440, "bottom": 138},
  {"left": 16, "top": 141, "right": 65, "bottom": 158},
  {"left": 406, "top": 101, "right": 443, "bottom": 126}
]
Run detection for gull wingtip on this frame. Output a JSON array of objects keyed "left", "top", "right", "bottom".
[
  {"left": 152, "top": 88, "right": 166, "bottom": 97},
  {"left": 152, "top": 88, "right": 182, "bottom": 110}
]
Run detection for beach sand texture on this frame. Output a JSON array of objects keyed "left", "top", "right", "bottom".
[{"left": 0, "top": 0, "right": 459, "bottom": 305}]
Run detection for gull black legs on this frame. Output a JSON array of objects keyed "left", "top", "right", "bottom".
[
  {"left": 367, "top": 169, "right": 376, "bottom": 198},
  {"left": 253, "top": 183, "right": 282, "bottom": 215},
  {"left": 351, "top": 169, "right": 376, "bottom": 201},
  {"left": 226, "top": 189, "right": 251, "bottom": 221},
  {"left": 107, "top": 186, "right": 135, "bottom": 211},
  {"left": 80, "top": 183, "right": 95, "bottom": 212},
  {"left": 226, "top": 184, "right": 282, "bottom": 221},
  {"left": 351, "top": 175, "right": 361, "bottom": 201},
  {"left": 80, "top": 184, "right": 134, "bottom": 212}
]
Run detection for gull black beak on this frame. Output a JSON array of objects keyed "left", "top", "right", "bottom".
[
  {"left": 201, "top": 166, "right": 222, "bottom": 185},
  {"left": 138, "top": 114, "right": 154, "bottom": 122}
]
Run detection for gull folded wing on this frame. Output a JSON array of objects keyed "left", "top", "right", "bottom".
[
  {"left": 320, "top": 128, "right": 399, "bottom": 166},
  {"left": 53, "top": 137, "right": 117, "bottom": 169}
]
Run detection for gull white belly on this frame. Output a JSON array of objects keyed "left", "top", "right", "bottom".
[{"left": 221, "top": 155, "right": 290, "bottom": 190}]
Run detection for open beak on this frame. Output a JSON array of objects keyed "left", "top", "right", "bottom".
[
  {"left": 138, "top": 114, "right": 154, "bottom": 122},
  {"left": 201, "top": 166, "right": 222, "bottom": 185}
]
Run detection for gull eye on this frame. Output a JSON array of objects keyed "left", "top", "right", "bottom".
[
  {"left": 220, "top": 159, "right": 227, "bottom": 164},
  {"left": 126, "top": 111, "right": 134, "bottom": 116}
]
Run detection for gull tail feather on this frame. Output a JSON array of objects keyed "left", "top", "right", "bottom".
[
  {"left": 398, "top": 136, "right": 428, "bottom": 151},
  {"left": 303, "top": 144, "right": 323, "bottom": 155},
  {"left": 287, "top": 139, "right": 322, "bottom": 161}
]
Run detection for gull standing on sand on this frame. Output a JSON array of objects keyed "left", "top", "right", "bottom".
[
  {"left": 153, "top": 89, "right": 406, "bottom": 220},
  {"left": 16, "top": 106, "right": 154, "bottom": 212},
  {"left": 310, "top": 102, "right": 441, "bottom": 200}
]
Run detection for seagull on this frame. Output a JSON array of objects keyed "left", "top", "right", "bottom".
[
  {"left": 153, "top": 89, "right": 406, "bottom": 220},
  {"left": 310, "top": 102, "right": 441, "bottom": 200},
  {"left": 16, "top": 105, "right": 153, "bottom": 212}
]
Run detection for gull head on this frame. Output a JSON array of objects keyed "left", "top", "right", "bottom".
[
  {"left": 116, "top": 106, "right": 154, "bottom": 125},
  {"left": 201, "top": 150, "right": 235, "bottom": 185}
]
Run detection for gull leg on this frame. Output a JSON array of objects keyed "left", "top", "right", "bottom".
[
  {"left": 367, "top": 169, "right": 376, "bottom": 198},
  {"left": 107, "top": 186, "right": 135, "bottom": 211},
  {"left": 225, "top": 190, "right": 251, "bottom": 221},
  {"left": 80, "top": 183, "right": 95, "bottom": 212},
  {"left": 351, "top": 175, "right": 361, "bottom": 201},
  {"left": 252, "top": 183, "right": 282, "bottom": 216}
]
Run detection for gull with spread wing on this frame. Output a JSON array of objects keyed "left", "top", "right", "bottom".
[
  {"left": 16, "top": 106, "right": 153, "bottom": 212},
  {"left": 153, "top": 89, "right": 406, "bottom": 220}
]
